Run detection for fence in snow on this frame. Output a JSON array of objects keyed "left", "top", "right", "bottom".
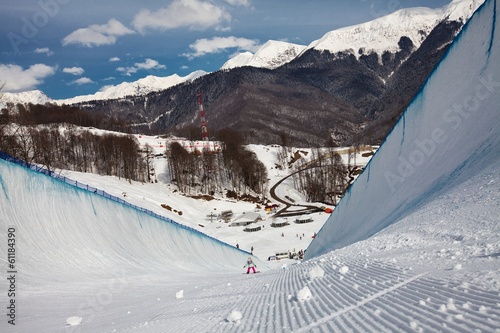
[{"left": 0, "top": 151, "right": 231, "bottom": 247}]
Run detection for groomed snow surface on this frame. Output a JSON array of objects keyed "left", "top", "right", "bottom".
[{"left": 1, "top": 0, "right": 500, "bottom": 332}]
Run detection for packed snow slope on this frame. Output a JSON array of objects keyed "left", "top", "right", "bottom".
[
  {"left": 306, "top": 0, "right": 500, "bottom": 259},
  {"left": 0, "top": 158, "right": 264, "bottom": 284},
  {"left": 0, "top": 1, "right": 499, "bottom": 332}
]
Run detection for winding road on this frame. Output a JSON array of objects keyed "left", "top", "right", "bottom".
[{"left": 269, "top": 146, "right": 375, "bottom": 218}]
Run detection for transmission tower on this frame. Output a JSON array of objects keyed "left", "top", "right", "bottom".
[{"left": 197, "top": 90, "right": 209, "bottom": 142}]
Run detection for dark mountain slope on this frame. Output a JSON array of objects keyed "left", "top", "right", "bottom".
[{"left": 77, "top": 18, "right": 464, "bottom": 147}]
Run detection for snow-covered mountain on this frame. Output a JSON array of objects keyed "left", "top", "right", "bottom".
[
  {"left": 221, "top": 40, "right": 306, "bottom": 70},
  {"left": 0, "top": 71, "right": 208, "bottom": 107},
  {"left": 55, "top": 70, "right": 207, "bottom": 105},
  {"left": 303, "top": 0, "right": 484, "bottom": 58},
  {"left": 1, "top": 0, "right": 484, "bottom": 110},
  {"left": 220, "top": 51, "right": 254, "bottom": 69},
  {"left": 0, "top": 89, "right": 52, "bottom": 108},
  {"left": 223, "top": 0, "right": 483, "bottom": 69}
]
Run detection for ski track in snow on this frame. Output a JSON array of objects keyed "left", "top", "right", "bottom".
[
  {"left": 31, "top": 260, "right": 496, "bottom": 333},
  {"left": 17, "top": 260, "right": 498, "bottom": 332}
]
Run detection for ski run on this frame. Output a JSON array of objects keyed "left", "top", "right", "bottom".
[{"left": 0, "top": 0, "right": 499, "bottom": 332}]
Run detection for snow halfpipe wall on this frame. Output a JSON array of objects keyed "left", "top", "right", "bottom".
[
  {"left": 0, "top": 156, "right": 262, "bottom": 286},
  {"left": 306, "top": 0, "right": 500, "bottom": 259}
]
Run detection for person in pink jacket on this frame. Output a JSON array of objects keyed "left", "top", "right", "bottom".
[{"left": 243, "top": 257, "right": 257, "bottom": 274}]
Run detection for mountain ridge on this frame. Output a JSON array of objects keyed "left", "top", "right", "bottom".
[
  {"left": 1, "top": 0, "right": 485, "bottom": 147},
  {"left": 3, "top": 0, "right": 483, "bottom": 106}
]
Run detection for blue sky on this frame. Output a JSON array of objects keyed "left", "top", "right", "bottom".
[{"left": 1, "top": 0, "right": 450, "bottom": 99}]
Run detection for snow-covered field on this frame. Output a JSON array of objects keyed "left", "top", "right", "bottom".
[{"left": 0, "top": 0, "right": 499, "bottom": 332}]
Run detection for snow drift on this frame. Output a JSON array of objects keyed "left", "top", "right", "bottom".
[{"left": 306, "top": 0, "right": 500, "bottom": 259}]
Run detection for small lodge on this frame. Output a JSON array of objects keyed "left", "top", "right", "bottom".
[
  {"left": 271, "top": 218, "right": 289, "bottom": 228},
  {"left": 295, "top": 215, "right": 314, "bottom": 224},
  {"left": 243, "top": 225, "right": 262, "bottom": 232},
  {"left": 230, "top": 212, "right": 262, "bottom": 227}
]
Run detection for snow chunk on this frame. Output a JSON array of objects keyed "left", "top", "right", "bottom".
[
  {"left": 66, "top": 316, "right": 82, "bottom": 326},
  {"left": 453, "top": 263, "right": 463, "bottom": 270},
  {"left": 175, "top": 290, "right": 184, "bottom": 299},
  {"left": 308, "top": 265, "right": 325, "bottom": 280},
  {"left": 339, "top": 266, "right": 349, "bottom": 274},
  {"left": 296, "top": 286, "right": 312, "bottom": 301},
  {"left": 447, "top": 298, "right": 457, "bottom": 311},
  {"left": 226, "top": 310, "right": 242, "bottom": 323}
]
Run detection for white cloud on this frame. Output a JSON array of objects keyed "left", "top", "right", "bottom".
[
  {"left": 109, "top": 57, "right": 121, "bottom": 62},
  {"left": 116, "top": 58, "right": 166, "bottom": 76},
  {"left": 0, "top": 63, "right": 56, "bottom": 92},
  {"left": 132, "top": 0, "right": 231, "bottom": 33},
  {"left": 70, "top": 77, "right": 95, "bottom": 85},
  {"left": 62, "top": 19, "right": 135, "bottom": 47},
  {"left": 62, "top": 67, "right": 85, "bottom": 76},
  {"left": 223, "top": 0, "right": 250, "bottom": 6},
  {"left": 135, "top": 58, "right": 166, "bottom": 70},
  {"left": 183, "top": 36, "right": 259, "bottom": 58},
  {"left": 34, "top": 47, "right": 54, "bottom": 56}
]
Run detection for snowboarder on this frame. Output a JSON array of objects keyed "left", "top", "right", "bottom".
[
  {"left": 236, "top": 243, "right": 239, "bottom": 249},
  {"left": 243, "top": 257, "right": 257, "bottom": 274}
]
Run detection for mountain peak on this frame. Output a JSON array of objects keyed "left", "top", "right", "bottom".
[
  {"left": 55, "top": 70, "right": 207, "bottom": 105},
  {"left": 443, "top": 0, "right": 485, "bottom": 21},
  {"left": 0, "top": 90, "right": 53, "bottom": 108},
  {"left": 221, "top": 52, "right": 254, "bottom": 70},
  {"left": 304, "top": 0, "right": 484, "bottom": 59},
  {"left": 222, "top": 40, "right": 306, "bottom": 70}
]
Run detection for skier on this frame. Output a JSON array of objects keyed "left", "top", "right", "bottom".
[{"left": 243, "top": 257, "right": 257, "bottom": 274}]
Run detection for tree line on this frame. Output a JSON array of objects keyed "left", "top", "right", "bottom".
[
  {"left": 0, "top": 103, "right": 268, "bottom": 195},
  {"left": 291, "top": 147, "right": 350, "bottom": 205},
  {"left": 0, "top": 102, "right": 352, "bottom": 201},
  {"left": 1, "top": 102, "right": 129, "bottom": 132},
  {"left": 167, "top": 128, "right": 268, "bottom": 196},
  {"left": 0, "top": 103, "right": 147, "bottom": 182}
]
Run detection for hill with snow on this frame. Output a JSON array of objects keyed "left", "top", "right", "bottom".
[
  {"left": 0, "top": 0, "right": 498, "bottom": 331},
  {"left": 304, "top": 0, "right": 484, "bottom": 59},
  {"left": 221, "top": 40, "right": 306, "bottom": 70},
  {"left": 3, "top": 0, "right": 483, "bottom": 108},
  {"left": 55, "top": 70, "right": 207, "bottom": 105},
  {"left": 0, "top": 71, "right": 208, "bottom": 107},
  {"left": 0, "top": 90, "right": 52, "bottom": 108}
]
